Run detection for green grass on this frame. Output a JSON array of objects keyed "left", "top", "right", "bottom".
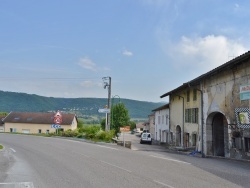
[{"left": 0, "top": 144, "right": 3, "bottom": 150}]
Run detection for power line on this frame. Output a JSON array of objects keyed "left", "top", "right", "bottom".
[{"left": 0, "top": 77, "right": 102, "bottom": 81}]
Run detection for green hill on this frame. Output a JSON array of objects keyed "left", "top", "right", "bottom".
[{"left": 0, "top": 91, "right": 165, "bottom": 122}]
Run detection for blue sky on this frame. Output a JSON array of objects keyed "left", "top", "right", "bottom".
[{"left": 0, "top": 0, "right": 249, "bottom": 102}]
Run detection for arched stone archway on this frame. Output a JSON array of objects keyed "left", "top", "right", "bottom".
[
  {"left": 176, "top": 125, "right": 181, "bottom": 147},
  {"left": 206, "top": 112, "right": 228, "bottom": 157}
]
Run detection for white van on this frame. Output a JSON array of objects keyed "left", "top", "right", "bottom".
[{"left": 140, "top": 133, "right": 152, "bottom": 144}]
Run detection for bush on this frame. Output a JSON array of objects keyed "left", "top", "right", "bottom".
[
  {"left": 62, "top": 129, "right": 78, "bottom": 137},
  {"left": 95, "top": 130, "right": 115, "bottom": 142},
  {"left": 82, "top": 125, "right": 100, "bottom": 139}
]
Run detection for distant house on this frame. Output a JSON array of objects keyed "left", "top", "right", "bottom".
[
  {"left": 3, "top": 111, "right": 77, "bottom": 134},
  {"left": 0, "top": 115, "right": 6, "bottom": 132},
  {"left": 152, "top": 104, "right": 170, "bottom": 143},
  {"left": 148, "top": 113, "right": 155, "bottom": 139},
  {"left": 135, "top": 122, "right": 145, "bottom": 133}
]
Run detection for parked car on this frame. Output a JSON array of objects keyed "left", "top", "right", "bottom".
[{"left": 140, "top": 133, "right": 152, "bottom": 144}]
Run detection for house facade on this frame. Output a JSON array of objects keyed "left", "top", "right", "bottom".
[
  {"left": 161, "top": 51, "right": 250, "bottom": 160},
  {"left": 152, "top": 104, "right": 170, "bottom": 143},
  {"left": 3, "top": 111, "right": 77, "bottom": 134},
  {"left": 148, "top": 113, "right": 155, "bottom": 139},
  {"left": 0, "top": 115, "right": 5, "bottom": 132}
]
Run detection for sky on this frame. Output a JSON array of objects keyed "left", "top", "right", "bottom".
[{"left": 0, "top": 0, "right": 250, "bottom": 103}]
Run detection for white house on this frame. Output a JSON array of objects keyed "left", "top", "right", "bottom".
[{"left": 152, "top": 104, "right": 170, "bottom": 143}]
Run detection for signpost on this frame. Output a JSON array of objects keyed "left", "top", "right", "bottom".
[
  {"left": 240, "top": 84, "right": 250, "bottom": 100},
  {"left": 51, "top": 124, "right": 61, "bottom": 129},
  {"left": 52, "top": 111, "right": 62, "bottom": 134},
  {"left": 98, "top": 108, "right": 110, "bottom": 113},
  {"left": 98, "top": 107, "right": 110, "bottom": 131}
]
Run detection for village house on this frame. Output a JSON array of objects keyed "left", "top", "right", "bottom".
[
  {"left": 3, "top": 111, "right": 77, "bottom": 134},
  {"left": 152, "top": 104, "right": 170, "bottom": 144},
  {"left": 161, "top": 51, "right": 250, "bottom": 160},
  {"left": 0, "top": 115, "right": 6, "bottom": 132},
  {"left": 160, "top": 87, "right": 201, "bottom": 151},
  {"left": 148, "top": 113, "right": 155, "bottom": 139},
  {"left": 135, "top": 122, "right": 145, "bottom": 134}
]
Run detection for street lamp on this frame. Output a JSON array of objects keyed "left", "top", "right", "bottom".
[{"left": 102, "top": 77, "right": 111, "bottom": 131}]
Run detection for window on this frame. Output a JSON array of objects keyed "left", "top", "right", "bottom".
[
  {"left": 187, "top": 90, "right": 190, "bottom": 102},
  {"left": 185, "top": 108, "right": 198, "bottom": 123},
  {"left": 245, "top": 138, "right": 250, "bottom": 152},
  {"left": 38, "top": 129, "right": 42, "bottom": 134},
  {"left": 158, "top": 116, "right": 160, "bottom": 124},
  {"left": 193, "top": 89, "right": 197, "bottom": 101},
  {"left": 162, "top": 115, "right": 164, "bottom": 124}
]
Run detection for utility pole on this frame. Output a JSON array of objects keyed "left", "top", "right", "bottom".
[{"left": 102, "top": 76, "right": 111, "bottom": 131}]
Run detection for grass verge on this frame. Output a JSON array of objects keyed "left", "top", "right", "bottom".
[{"left": 0, "top": 144, "right": 3, "bottom": 150}]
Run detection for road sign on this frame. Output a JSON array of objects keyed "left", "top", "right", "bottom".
[
  {"left": 54, "top": 111, "right": 62, "bottom": 124},
  {"left": 98, "top": 108, "right": 110, "bottom": 113},
  {"left": 51, "top": 124, "right": 61, "bottom": 129}
]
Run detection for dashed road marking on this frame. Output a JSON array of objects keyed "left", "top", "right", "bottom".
[
  {"left": 10, "top": 148, "right": 16, "bottom": 153},
  {"left": 150, "top": 155, "right": 191, "bottom": 165},
  {"left": 154, "top": 180, "right": 175, "bottom": 188},
  {"left": 100, "top": 160, "right": 132, "bottom": 173},
  {"left": 0, "top": 182, "right": 34, "bottom": 188}
]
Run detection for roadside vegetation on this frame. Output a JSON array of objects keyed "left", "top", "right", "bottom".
[{"left": 0, "top": 144, "right": 3, "bottom": 150}]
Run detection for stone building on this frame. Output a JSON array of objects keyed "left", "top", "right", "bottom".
[{"left": 161, "top": 51, "right": 250, "bottom": 160}]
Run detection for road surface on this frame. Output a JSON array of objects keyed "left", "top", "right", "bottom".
[{"left": 0, "top": 134, "right": 250, "bottom": 188}]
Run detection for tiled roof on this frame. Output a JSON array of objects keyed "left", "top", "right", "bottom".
[
  {"left": 3, "top": 112, "right": 76, "bottom": 125},
  {"left": 152, "top": 104, "right": 169, "bottom": 111},
  {"left": 161, "top": 51, "right": 250, "bottom": 98}
]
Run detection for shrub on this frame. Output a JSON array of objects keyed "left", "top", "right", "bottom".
[
  {"left": 95, "top": 130, "right": 115, "bottom": 142},
  {"left": 62, "top": 129, "right": 78, "bottom": 137},
  {"left": 82, "top": 125, "right": 100, "bottom": 139}
]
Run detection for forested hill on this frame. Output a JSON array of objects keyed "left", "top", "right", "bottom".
[{"left": 0, "top": 91, "right": 165, "bottom": 119}]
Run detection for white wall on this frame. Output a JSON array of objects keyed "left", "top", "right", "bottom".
[{"left": 154, "top": 108, "right": 169, "bottom": 143}]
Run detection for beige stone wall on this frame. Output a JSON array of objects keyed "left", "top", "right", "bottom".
[
  {"left": 169, "top": 94, "right": 184, "bottom": 146},
  {"left": 170, "top": 88, "right": 201, "bottom": 148},
  {"left": 203, "top": 60, "right": 250, "bottom": 159},
  {"left": 71, "top": 117, "right": 78, "bottom": 130}
]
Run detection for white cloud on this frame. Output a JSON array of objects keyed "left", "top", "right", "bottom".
[
  {"left": 167, "top": 35, "right": 248, "bottom": 71},
  {"left": 122, "top": 50, "right": 133, "bottom": 57},
  {"left": 78, "top": 57, "right": 97, "bottom": 71}
]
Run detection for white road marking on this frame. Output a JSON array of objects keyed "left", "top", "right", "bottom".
[
  {"left": 0, "top": 182, "right": 34, "bottom": 188},
  {"left": 97, "top": 145, "right": 118, "bottom": 150},
  {"left": 100, "top": 160, "right": 132, "bottom": 173},
  {"left": 154, "top": 180, "right": 175, "bottom": 188},
  {"left": 150, "top": 155, "right": 191, "bottom": 165},
  {"left": 10, "top": 148, "right": 16, "bottom": 153}
]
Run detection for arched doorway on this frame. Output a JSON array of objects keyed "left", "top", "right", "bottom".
[
  {"left": 206, "top": 112, "right": 228, "bottom": 157},
  {"left": 176, "top": 125, "right": 181, "bottom": 147}
]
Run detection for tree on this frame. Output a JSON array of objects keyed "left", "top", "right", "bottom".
[
  {"left": 111, "top": 103, "right": 130, "bottom": 136},
  {"left": 129, "top": 121, "right": 136, "bottom": 131}
]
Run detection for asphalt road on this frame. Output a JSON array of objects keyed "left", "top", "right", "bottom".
[{"left": 0, "top": 133, "right": 250, "bottom": 188}]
